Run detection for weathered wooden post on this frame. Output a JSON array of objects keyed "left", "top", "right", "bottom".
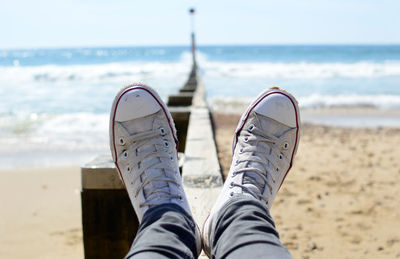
[
  {"left": 189, "top": 8, "right": 197, "bottom": 70},
  {"left": 81, "top": 156, "right": 138, "bottom": 259}
]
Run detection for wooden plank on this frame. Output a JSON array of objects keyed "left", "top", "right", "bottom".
[
  {"left": 81, "top": 189, "right": 138, "bottom": 259},
  {"left": 181, "top": 83, "right": 223, "bottom": 259},
  {"left": 169, "top": 106, "right": 191, "bottom": 152},
  {"left": 182, "top": 106, "right": 223, "bottom": 225},
  {"left": 180, "top": 68, "right": 198, "bottom": 93},
  {"left": 169, "top": 106, "right": 191, "bottom": 120},
  {"left": 172, "top": 79, "right": 223, "bottom": 258},
  {"left": 81, "top": 152, "right": 186, "bottom": 190},
  {"left": 81, "top": 155, "right": 123, "bottom": 190},
  {"left": 167, "top": 93, "right": 194, "bottom": 107}
]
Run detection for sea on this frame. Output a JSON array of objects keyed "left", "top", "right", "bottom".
[{"left": 1, "top": 45, "right": 400, "bottom": 168}]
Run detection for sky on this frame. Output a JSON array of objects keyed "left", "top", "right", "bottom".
[{"left": 1, "top": 0, "right": 400, "bottom": 49}]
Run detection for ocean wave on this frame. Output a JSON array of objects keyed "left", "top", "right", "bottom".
[
  {"left": 0, "top": 61, "right": 192, "bottom": 84},
  {"left": 1, "top": 59, "right": 400, "bottom": 85},
  {"left": 299, "top": 94, "right": 400, "bottom": 109},
  {"left": 210, "top": 94, "right": 400, "bottom": 112},
  {"left": 0, "top": 112, "right": 108, "bottom": 168},
  {"left": 0, "top": 112, "right": 109, "bottom": 150},
  {"left": 201, "top": 61, "right": 400, "bottom": 79}
]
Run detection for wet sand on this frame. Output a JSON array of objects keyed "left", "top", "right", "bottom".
[{"left": 213, "top": 112, "right": 400, "bottom": 259}]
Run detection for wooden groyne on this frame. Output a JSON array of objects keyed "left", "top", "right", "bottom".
[{"left": 80, "top": 8, "right": 221, "bottom": 258}]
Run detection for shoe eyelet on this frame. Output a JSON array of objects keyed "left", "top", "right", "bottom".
[
  {"left": 122, "top": 150, "right": 128, "bottom": 158},
  {"left": 119, "top": 138, "right": 125, "bottom": 145},
  {"left": 178, "top": 195, "right": 183, "bottom": 201},
  {"left": 283, "top": 142, "right": 289, "bottom": 149},
  {"left": 279, "top": 154, "right": 284, "bottom": 160},
  {"left": 164, "top": 141, "right": 170, "bottom": 147},
  {"left": 126, "top": 167, "right": 131, "bottom": 173},
  {"left": 276, "top": 168, "right": 280, "bottom": 172},
  {"left": 248, "top": 124, "right": 254, "bottom": 132},
  {"left": 239, "top": 148, "right": 243, "bottom": 154},
  {"left": 170, "top": 156, "right": 174, "bottom": 160},
  {"left": 235, "top": 160, "right": 239, "bottom": 165},
  {"left": 160, "top": 127, "right": 166, "bottom": 135},
  {"left": 230, "top": 192, "right": 234, "bottom": 197},
  {"left": 244, "top": 137, "right": 249, "bottom": 143},
  {"left": 230, "top": 182, "right": 234, "bottom": 188}
]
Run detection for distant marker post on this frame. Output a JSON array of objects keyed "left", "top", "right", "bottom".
[{"left": 189, "top": 8, "right": 197, "bottom": 69}]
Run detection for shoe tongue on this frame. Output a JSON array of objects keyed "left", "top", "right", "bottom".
[
  {"left": 122, "top": 114, "right": 154, "bottom": 133},
  {"left": 256, "top": 113, "right": 288, "bottom": 137}
]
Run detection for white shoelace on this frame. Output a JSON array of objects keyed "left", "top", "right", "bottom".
[
  {"left": 231, "top": 125, "right": 293, "bottom": 204},
  {"left": 118, "top": 127, "right": 181, "bottom": 207}
]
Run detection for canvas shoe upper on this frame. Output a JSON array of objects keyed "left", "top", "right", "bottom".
[
  {"left": 202, "top": 87, "right": 300, "bottom": 256},
  {"left": 109, "top": 84, "right": 201, "bottom": 252},
  {"left": 110, "top": 83, "right": 201, "bottom": 254}
]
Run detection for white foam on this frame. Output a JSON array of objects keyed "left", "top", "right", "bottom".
[
  {"left": 0, "top": 60, "right": 192, "bottom": 84},
  {"left": 210, "top": 94, "right": 400, "bottom": 111},
  {"left": 201, "top": 60, "right": 400, "bottom": 79},
  {"left": 0, "top": 112, "right": 109, "bottom": 151},
  {"left": 2, "top": 60, "right": 400, "bottom": 86},
  {"left": 298, "top": 94, "right": 400, "bottom": 109}
]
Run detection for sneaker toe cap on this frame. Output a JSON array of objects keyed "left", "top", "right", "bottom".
[
  {"left": 254, "top": 92, "right": 298, "bottom": 127},
  {"left": 115, "top": 89, "right": 161, "bottom": 122}
]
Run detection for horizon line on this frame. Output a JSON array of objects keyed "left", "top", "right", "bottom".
[{"left": 2, "top": 43, "right": 400, "bottom": 51}]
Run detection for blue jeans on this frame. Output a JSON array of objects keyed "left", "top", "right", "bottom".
[{"left": 126, "top": 195, "right": 292, "bottom": 259}]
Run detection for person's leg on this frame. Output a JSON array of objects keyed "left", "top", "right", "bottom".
[
  {"left": 202, "top": 87, "right": 300, "bottom": 259},
  {"left": 210, "top": 196, "right": 291, "bottom": 259},
  {"left": 126, "top": 204, "right": 198, "bottom": 259},
  {"left": 110, "top": 83, "right": 201, "bottom": 259}
]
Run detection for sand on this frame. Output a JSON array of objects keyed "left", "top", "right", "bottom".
[
  {"left": 1, "top": 113, "right": 400, "bottom": 258},
  {"left": 213, "top": 113, "right": 400, "bottom": 259},
  {"left": 0, "top": 167, "right": 83, "bottom": 258}
]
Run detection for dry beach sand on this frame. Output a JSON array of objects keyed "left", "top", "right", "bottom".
[
  {"left": 1, "top": 112, "right": 400, "bottom": 258},
  {"left": 213, "top": 112, "right": 400, "bottom": 259},
  {"left": 0, "top": 167, "right": 83, "bottom": 258}
]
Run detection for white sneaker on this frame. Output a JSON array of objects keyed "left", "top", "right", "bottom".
[
  {"left": 202, "top": 87, "right": 300, "bottom": 256},
  {"left": 109, "top": 83, "right": 201, "bottom": 252}
]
